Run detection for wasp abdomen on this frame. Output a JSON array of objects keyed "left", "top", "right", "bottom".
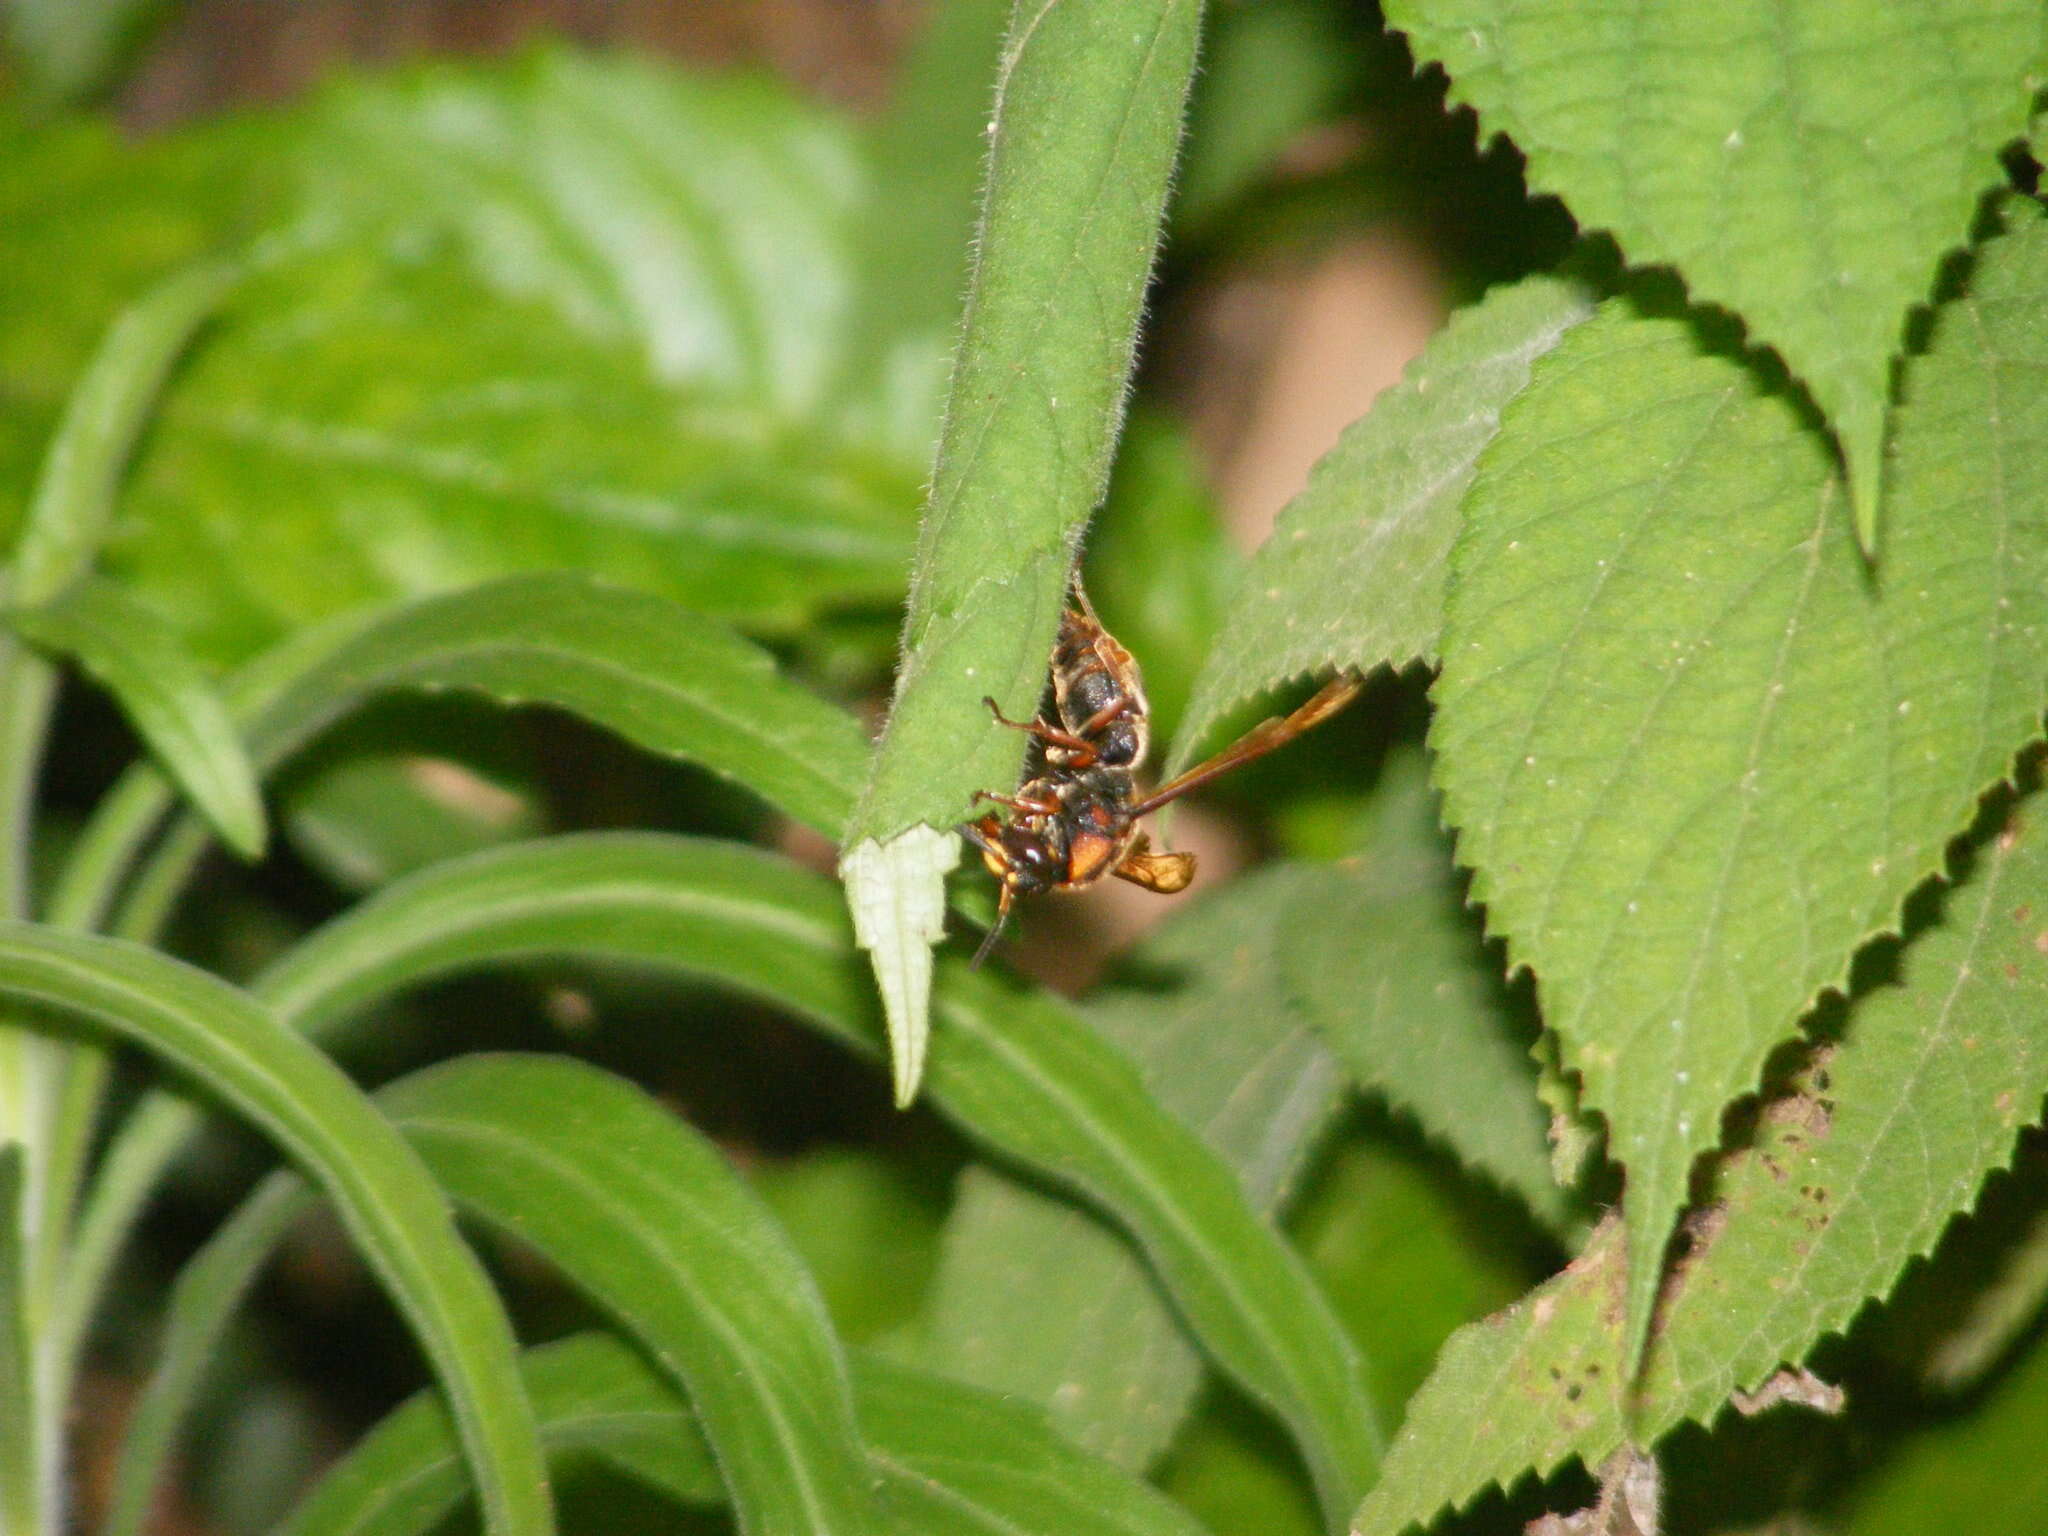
[{"left": 1053, "top": 618, "right": 1148, "bottom": 768}]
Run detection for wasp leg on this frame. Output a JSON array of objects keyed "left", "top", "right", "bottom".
[
  {"left": 971, "top": 882, "right": 1016, "bottom": 968},
  {"left": 972, "top": 788, "right": 1061, "bottom": 817},
  {"left": 1072, "top": 694, "right": 1136, "bottom": 740},
  {"left": 981, "top": 695, "right": 1099, "bottom": 767}
]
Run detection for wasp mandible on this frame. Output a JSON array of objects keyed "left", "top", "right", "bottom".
[{"left": 962, "top": 577, "right": 1360, "bottom": 964}]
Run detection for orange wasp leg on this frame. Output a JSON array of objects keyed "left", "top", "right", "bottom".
[{"left": 981, "top": 695, "right": 1100, "bottom": 765}]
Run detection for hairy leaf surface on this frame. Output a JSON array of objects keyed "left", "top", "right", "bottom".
[
  {"left": 1354, "top": 782, "right": 2048, "bottom": 1534},
  {"left": 1386, "top": 0, "right": 2044, "bottom": 540},
  {"left": 1431, "top": 213, "right": 2048, "bottom": 1371}
]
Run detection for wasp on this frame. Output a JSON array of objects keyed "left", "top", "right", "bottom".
[{"left": 962, "top": 578, "right": 1361, "bottom": 964}]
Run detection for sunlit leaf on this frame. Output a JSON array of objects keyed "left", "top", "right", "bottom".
[
  {"left": 8, "top": 257, "right": 234, "bottom": 607},
  {"left": 1430, "top": 211, "right": 2048, "bottom": 1373},
  {"left": 1385, "top": 0, "right": 2045, "bottom": 543},
  {"left": 115, "top": 239, "right": 912, "bottom": 667}
]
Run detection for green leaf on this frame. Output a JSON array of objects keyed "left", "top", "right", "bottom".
[
  {"left": 242, "top": 832, "right": 1381, "bottom": 1528},
  {"left": 10, "top": 575, "right": 265, "bottom": 858},
  {"left": 145, "top": 1212, "right": 1206, "bottom": 1536},
  {"left": 1630, "top": 802, "right": 2048, "bottom": 1436},
  {"left": 0, "top": 1144, "right": 30, "bottom": 1535},
  {"left": 1347, "top": 1216, "right": 1628, "bottom": 1536},
  {"left": 0, "top": 52, "right": 927, "bottom": 666},
  {"left": 1351, "top": 774, "right": 2048, "bottom": 1531},
  {"left": 0, "top": 925, "right": 551, "bottom": 1536},
  {"left": 237, "top": 573, "right": 869, "bottom": 839},
  {"left": 380, "top": 1054, "right": 882, "bottom": 1536},
  {"left": 913, "top": 862, "right": 1349, "bottom": 1470},
  {"left": 53, "top": 580, "right": 869, "bottom": 1387},
  {"left": 114, "top": 238, "right": 912, "bottom": 668},
  {"left": 834, "top": 0, "right": 1010, "bottom": 462},
  {"left": 845, "top": 0, "right": 1202, "bottom": 841},
  {"left": 1170, "top": 273, "right": 1591, "bottom": 771},
  {"left": 839, "top": 0, "right": 1203, "bottom": 1096},
  {"left": 1430, "top": 212, "right": 2048, "bottom": 1375},
  {"left": 289, "top": 48, "right": 864, "bottom": 419},
  {"left": 288, "top": 1331, "right": 1216, "bottom": 1536},
  {"left": 1354, "top": 768, "right": 2048, "bottom": 1533},
  {"left": 1278, "top": 752, "right": 1566, "bottom": 1229},
  {"left": 852, "top": 1352, "right": 1210, "bottom": 1536},
  {"left": 98, "top": 569, "right": 867, "bottom": 932},
  {"left": 8, "top": 256, "right": 235, "bottom": 608},
  {"left": 282, "top": 1332, "right": 723, "bottom": 1536},
  {"left": 1382, "top": 0, "right": 2045, "bottom": 545}
]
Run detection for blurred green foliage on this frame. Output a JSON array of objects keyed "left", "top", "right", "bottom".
[{"left": 0, "top": 3, "right": 2043, "bottom": 1536}]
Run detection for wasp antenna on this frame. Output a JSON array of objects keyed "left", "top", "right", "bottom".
[{"left": 971, "top": 887, "right": 1014, "bottom": 969}]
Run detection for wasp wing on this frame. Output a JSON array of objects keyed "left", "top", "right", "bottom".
[
  {"left": 1112, "top": 834, "right": 1197, "bottom": 894},
  {"left": 1126, "top": 674, "right": 1362, "bottom": 817}
]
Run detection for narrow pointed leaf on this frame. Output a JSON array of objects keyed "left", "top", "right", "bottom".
[
  {"left": 282, "top": 1333, "right": 722, "bottom": 1536},
  {"left": 379, "top": 1054, "right": 881, "bottom": 1536},
  {"left": 0, "top": 925, "right": 550, "bottom": 1536},
  {"left": 138, "top": 1198, "right": 1209, "bottom": 1536},
  {"left": 1431, "top": 214, "right": 2048, "bottom": 1372},
  {"left": 914, "top": 862, "right": 1349, "bottom": 1469},
  {"left": 10, "top": 576, "right": 265, "bottom": 858},
  {"left": 1385, "top": 0, "right": 2045, "bottom": 543},
  {"left": 845, "top": 0, "right": 1203, "bottom": 844},
  {"left": 247, "top": 833, "right": 1382, "bottom": 1527},
  {"left": 288, "top": 1332, "right": 1215, "bottom": 1536},
  {"left": 10, "top": 258, "right": 234, "bottom": 607},
  {"left": 1172, "top": 274, "right": 1591, "bottom": 770},
  {"left": 73, "top": 569, "right": 865, "bottom": 942},
  {"left": 840, "top": 0, "right": 1203, "bottom": 1094},
  {"left": 104, "top": 1172, "right": 310, "bottom": 1536},
  {"left": 852, "top": 1352, "right": 1210, "bottom": 1536},
  {"left": 240, "top": 573, "right": 868, "bottom": 839}
]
